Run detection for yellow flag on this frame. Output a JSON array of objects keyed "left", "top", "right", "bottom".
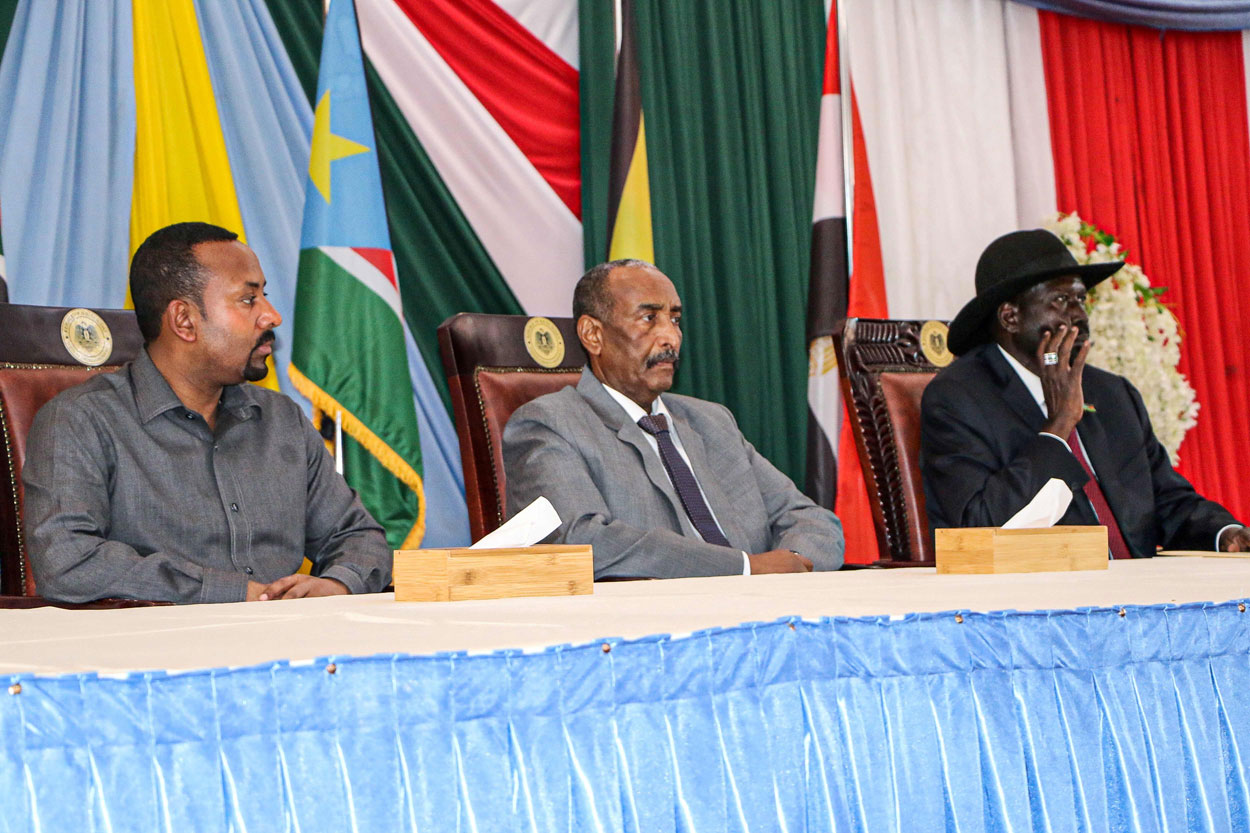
[
  {"left": 129, "top": 0, "right": 277, "bottom": 388},
  {"left": 608, "top": 116, "right": 655, "bottom": 263}
]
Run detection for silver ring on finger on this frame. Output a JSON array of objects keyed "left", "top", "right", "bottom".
[{"left": 1043, "top": 351, "right": 1059, "bottom": 366}]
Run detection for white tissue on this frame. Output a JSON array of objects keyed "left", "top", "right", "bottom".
[
  {"left": 470, "top": 496, "right": 562, "bottom": 549},
  {"left": 1001, "top": 478, "right": 1073, "bottom": 530}
]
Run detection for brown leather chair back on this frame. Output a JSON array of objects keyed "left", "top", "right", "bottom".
[
  {"left": 0, "top": 304, "right": 143, "bottom": 595},
  {"left": 438, "top": 313, "right": 587, "bottom": 542},
  {"left": 833, "top": 318, "right": 947, "bottom": 565}
]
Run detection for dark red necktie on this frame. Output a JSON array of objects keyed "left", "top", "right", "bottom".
[
  {"left": 637, "top": 414, "right": 732, "bottom": 547},
  {"left": 1066, "top": 429, "right": 1131, "bottom": 559}
]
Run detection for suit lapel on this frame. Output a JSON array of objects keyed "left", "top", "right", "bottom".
[
  {"left": 981, "top": 345, "right": 1047, "bottom": 431},
  {"left": 981, "top": 346, "right": 1104, "bottom": 526},
  {"left": 1072, "top": 381, "right": 1116, "bottom": 494},
  {"left": 575, "top": 369, "right": 689, "bottom": 525},
  {"left": 980, "top": 343, "right": 1118, "bottom": 481}
]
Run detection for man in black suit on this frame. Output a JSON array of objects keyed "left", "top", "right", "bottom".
[{"left": 921, "top": 229, "right": 1247, "bottom": 556}]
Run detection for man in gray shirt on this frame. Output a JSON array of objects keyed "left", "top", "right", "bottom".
[{"left": 23, "top": 222, "right": 391, "bottom": 603}]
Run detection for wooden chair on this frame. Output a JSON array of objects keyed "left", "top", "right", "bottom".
[
  {"left": 437, "top": 313, "right": 587, "bottom": 542},
  {"left": 0, "top": 303, "right": 166, "bottom": 607},
  {"left": 833, "top": 318, "right": 950, "bottom": 566}
]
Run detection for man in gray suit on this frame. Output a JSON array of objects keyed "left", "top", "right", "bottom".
[{"left": 503, "top": 259, "right": 845, "bottom": 579}]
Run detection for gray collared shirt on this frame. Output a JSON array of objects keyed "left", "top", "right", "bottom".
[{"left": 23, "top": 349, "right": 391, "bottom": 603}]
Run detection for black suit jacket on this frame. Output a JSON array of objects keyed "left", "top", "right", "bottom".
[{"left": 920, "top": 342, "right": 1239, "bottom": 555}]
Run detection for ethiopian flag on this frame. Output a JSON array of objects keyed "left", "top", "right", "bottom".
[{"left": 289, "top": 0, "right": 424, "bottom": 549}]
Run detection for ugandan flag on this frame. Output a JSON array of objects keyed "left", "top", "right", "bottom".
[{"left": 289, "top": 0, "right": 425, "bottom": 549}]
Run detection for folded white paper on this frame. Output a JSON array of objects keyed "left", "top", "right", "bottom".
[
  {"left": 470, "top": 496, "right": 562, "bottom": 549},
  {"left": 1001, "top": 478, "right": 1073, "bottom": 530}
]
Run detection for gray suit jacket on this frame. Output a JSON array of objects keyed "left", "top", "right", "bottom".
[{"left": 503, "top": 368, "right": 844, "bottom": 578}]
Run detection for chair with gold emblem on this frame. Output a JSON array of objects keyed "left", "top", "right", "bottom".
[
  {"left": 437, "top": 313, "right": 587, "bottom": 542},
  {"left": 0, "top": 303, "right": 168, "bottom": 607},
  {"left": 833, "top": 318, "right": 952, "bottom": 566}
]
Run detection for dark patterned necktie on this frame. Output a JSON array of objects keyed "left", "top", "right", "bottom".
[
  {"left": 1067, "top": 429, "right": 1131, "bottom": 559},
  {"left": 637, "top": 414, "right": 732, "bottom": 547}
]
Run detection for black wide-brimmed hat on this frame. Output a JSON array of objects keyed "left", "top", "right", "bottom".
[{"left": 947, "top": 229, "right": 1124, "bottom": 355}]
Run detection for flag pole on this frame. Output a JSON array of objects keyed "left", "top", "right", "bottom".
[
  {"left": 334, "top": 411, "right": 343, "bottom": 475},
  {"left": 837, "top": 0, "right": 854, "bottom": 279}
]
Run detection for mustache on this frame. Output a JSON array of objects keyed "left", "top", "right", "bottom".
[
  {"left": 646, "top": 349, "right": 680, "bottom": 369},
  {"left": 253, "top": 331, "right": 276, "bottom": 351}
]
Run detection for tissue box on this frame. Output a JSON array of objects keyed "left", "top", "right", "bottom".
[
  {"left": 393, "top": 545, "right": 594, "bottom": 602},
  {"left": 935, "top": 526, "right": 1108, "bottom": 574}
]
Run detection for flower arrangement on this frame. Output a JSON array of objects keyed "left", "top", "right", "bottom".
[{"left": 1042, "top": 212, "right": 1197, "bottom": 464}]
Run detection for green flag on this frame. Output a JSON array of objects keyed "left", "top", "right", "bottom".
[{"left": 289, "top": 0, "right": 424, "bottom": 549}]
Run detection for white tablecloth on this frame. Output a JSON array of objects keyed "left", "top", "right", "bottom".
[{"left": 2, "top": 557, "right": 1248, "bottom": 676}]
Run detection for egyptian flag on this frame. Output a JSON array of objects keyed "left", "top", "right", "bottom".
[
  {"left": 806, "top": 2, "right": 849, "bottom": 509},
  {"left": 605, "top": 0, "right": 653, "bottom": 262},
  {"left": 289, "top": 0, "right": 426, "bottom": 549},
  {"left": 808, "top": 2, "right": 890, "bottom": 563}
]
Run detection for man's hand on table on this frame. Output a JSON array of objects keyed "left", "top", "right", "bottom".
[
  {"left": 748, "top": 550, "right": 814, "bottom": 574},
  {"left": 246, "top": 575, "right": 349, "bottom": 601},
  {"left": 1219, "top": 526, "right": 1250, "bottom": 553}
]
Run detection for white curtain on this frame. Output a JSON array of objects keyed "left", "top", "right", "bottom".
[{"left": 846, "top": 0, "right": 1056, "bottom": 318}]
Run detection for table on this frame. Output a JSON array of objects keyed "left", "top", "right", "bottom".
[{"left": 3, "top": 558, "right": 1249, "bottom": 831}]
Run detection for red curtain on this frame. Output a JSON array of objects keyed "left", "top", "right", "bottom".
[{"left": 1040, "top": 13, "right": 1250, "bottom": 524}]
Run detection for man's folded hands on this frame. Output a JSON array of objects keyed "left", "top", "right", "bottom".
[{"left": 247, "top": 575, "right": 349, "bottom": 601}]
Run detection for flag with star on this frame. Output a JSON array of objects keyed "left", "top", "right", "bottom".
[{"left": 289, "top": 0, "right": 425, "bottom": 549}]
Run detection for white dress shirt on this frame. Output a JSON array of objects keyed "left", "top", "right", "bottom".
[{"left": 602, "top": 384, "right": 751, "bottom": 574}]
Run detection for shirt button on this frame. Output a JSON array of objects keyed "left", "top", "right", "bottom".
[
  {"left": 245, "top": 567, "right": 254, "bottom": 575},
  {"left": 186, "top": 413, "right": 194, "bottom": 420},
  {"left": 231, "top": 503, "right": 239, "bottom": 512}
]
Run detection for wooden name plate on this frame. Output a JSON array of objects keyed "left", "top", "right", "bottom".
[
  {"left": 935, "top": 526, "right": 1108, "bottom": 574},
  {"left": 393, "top": 545, "right": 594, "bottom": 602}
]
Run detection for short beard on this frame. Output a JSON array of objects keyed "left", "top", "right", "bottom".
[
  {"left": 243, "top": 361, "right": 269, "bottom": 382},
  {"left": 244, "top": 333, "right": 275, "bottom": 382}
]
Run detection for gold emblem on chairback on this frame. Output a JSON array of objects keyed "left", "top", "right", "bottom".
[
  {"left": 60, "top": 308, "right": 114, "bottom": 367},
  {"left": 524, "top": 316, "right": 565, "bottom": 368},
  {"left": 919, "top": 320, "right": 953, "bottom": 368}
]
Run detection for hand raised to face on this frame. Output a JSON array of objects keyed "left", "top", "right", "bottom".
[{"left": 1036, "top": 323, "right": 1091, "bottom": 439}]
